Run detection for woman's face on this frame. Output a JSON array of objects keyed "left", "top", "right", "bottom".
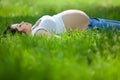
[{"left": 10, "top": 22, "right": 32, "bottom": 34}]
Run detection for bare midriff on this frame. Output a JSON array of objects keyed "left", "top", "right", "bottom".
[{"left": 58, "top": 10, "right": 90, "bottom": 31}]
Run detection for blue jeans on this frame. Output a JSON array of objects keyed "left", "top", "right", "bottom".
[{"left": 88, "top": 18, "right": 120, "bottom": 30}]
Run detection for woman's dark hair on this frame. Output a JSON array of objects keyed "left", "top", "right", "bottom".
[{"left": 2, "top": 26, "right": 22, "bottom": 37}]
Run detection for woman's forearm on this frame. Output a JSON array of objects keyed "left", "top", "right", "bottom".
[{"left": 35, "top": 29, "right": 61, "bottom": 38}]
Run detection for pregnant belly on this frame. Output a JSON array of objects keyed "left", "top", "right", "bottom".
[{"left": 60, "top": 10, "right": 90, "bottom": 31}]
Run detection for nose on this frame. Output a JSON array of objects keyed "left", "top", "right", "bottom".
[{"left": 21, "top": 21, "right": 25, "bottom": 24}]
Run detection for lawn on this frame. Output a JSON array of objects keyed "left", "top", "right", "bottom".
[{"left": 0, "top": 0, "right": 120, "bottom": 80}]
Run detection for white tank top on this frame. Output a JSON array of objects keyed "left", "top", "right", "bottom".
[{"left": 31, "top": 15, "right": 66, "bottom": 36}]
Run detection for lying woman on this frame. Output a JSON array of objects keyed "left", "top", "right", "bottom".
[{"left": 3, "top": 9, "right": 120, "bottom": 37}]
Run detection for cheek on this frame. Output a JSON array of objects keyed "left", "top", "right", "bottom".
[{"left": 25, "top": 25, "right": 31, "bottom": 30}]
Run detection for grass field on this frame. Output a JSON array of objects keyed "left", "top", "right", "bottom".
[{"left": 0, "top": 0, "right": 120, "bottom": 80}]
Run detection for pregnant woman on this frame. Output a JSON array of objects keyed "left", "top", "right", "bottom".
[{"left": 3, "top": 9, "right": 120, "bottom": 37}]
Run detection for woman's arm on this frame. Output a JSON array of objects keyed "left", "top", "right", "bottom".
[
  {"left": 32, "top": 19, "right": 41, "bottom": 29},
  {"left": 35, "top": 29, "right": 61, "bottom": 38},
  {"left": 35, "top": 29, "right": 51, "bottom": 36}
]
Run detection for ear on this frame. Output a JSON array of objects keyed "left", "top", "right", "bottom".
[{"left": 16, "top": 26, "right": 23, "bottom": 31}]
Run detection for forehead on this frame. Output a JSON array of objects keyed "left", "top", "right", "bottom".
[
  {"left": 10, "top": 24, "right": 19, "bottom": 29},
  {"left": 20, "top": 22, "right": 30, "bottom": 24}
]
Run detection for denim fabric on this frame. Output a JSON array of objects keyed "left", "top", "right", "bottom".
[{"left": 88, "top": 18, "right": 120, "bottom": 30}]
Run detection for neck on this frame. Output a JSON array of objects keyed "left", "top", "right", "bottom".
[{"left": 24, "top": 27, "right": 32, "bottom": 35}]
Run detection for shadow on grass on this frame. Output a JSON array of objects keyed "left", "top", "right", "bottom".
[{"left": 84, "top": 6, "right": 120, "bottom": 19}]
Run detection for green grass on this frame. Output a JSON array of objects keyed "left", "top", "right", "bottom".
[{"left": 0, "top": 0, "right": 120, "bottom": 80}]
